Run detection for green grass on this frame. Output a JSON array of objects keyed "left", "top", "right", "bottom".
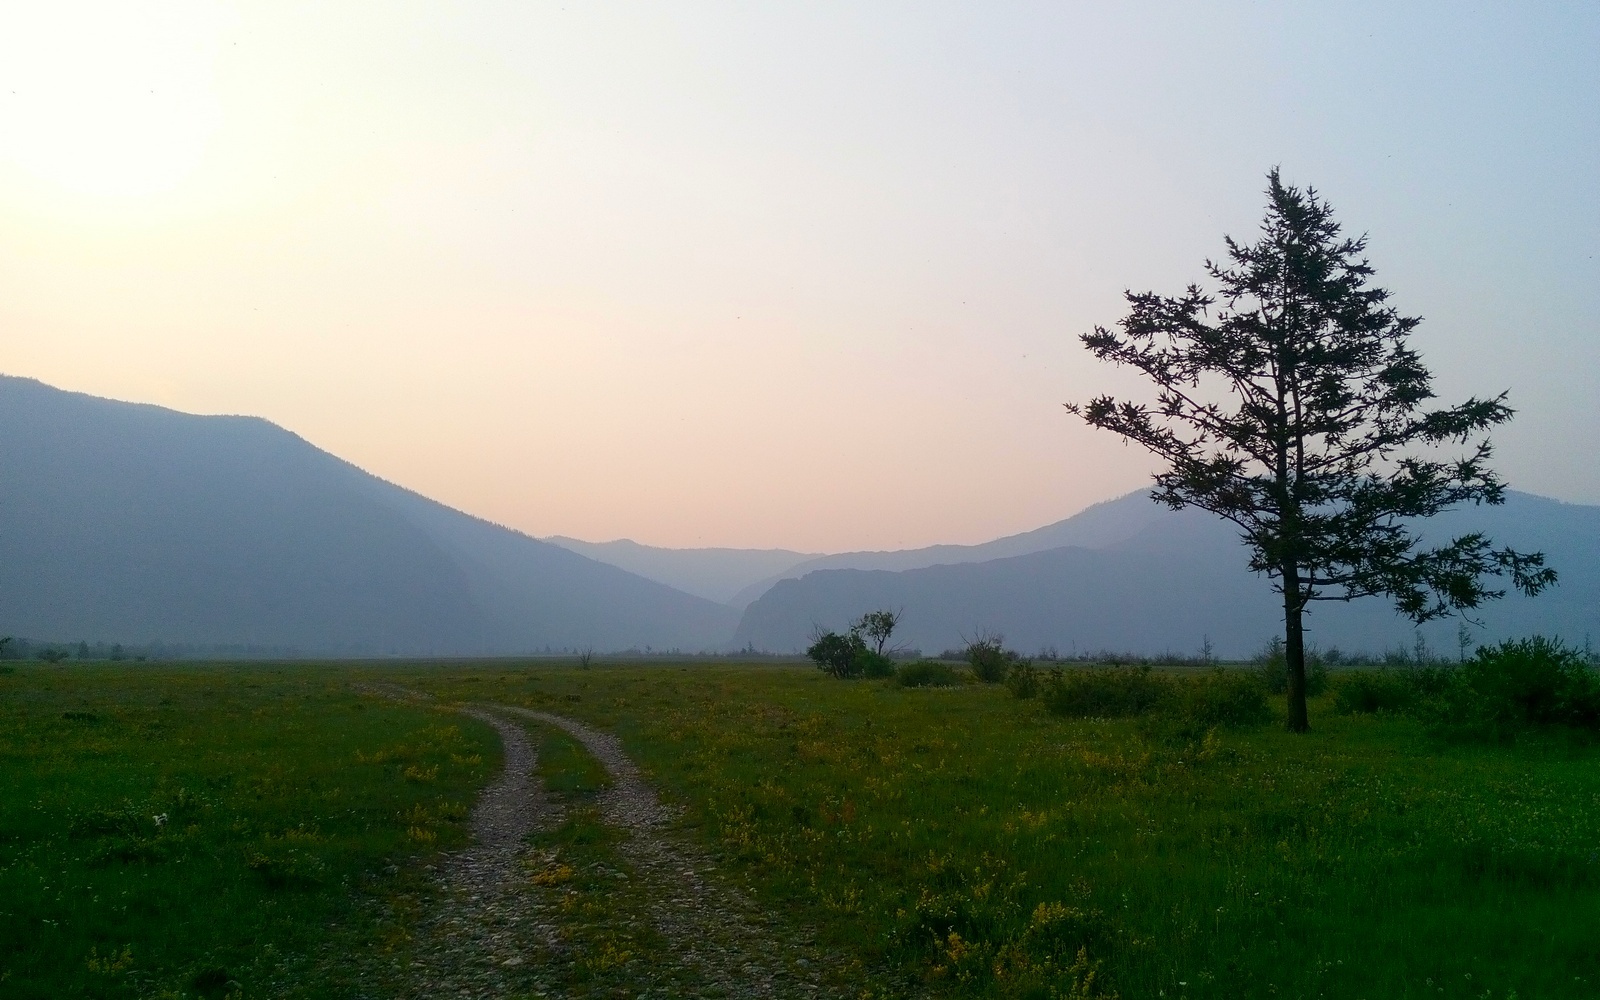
[
  {"left": 534, "top": 724, "right": 613, "bottom": 803},
  {"left": 6, "top": 658, "right": 1600, "bottom": 998},
  {"left": 0, "top": 663, "right": 495, "bottom": 999},
  {"left": 519, "top": 724, "right": 666, "bottom": 991},
  {"left": 413, "top": 662, "right": 1600, "bottom": 999}
]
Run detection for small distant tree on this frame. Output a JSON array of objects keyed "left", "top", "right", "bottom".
[
  {"left": 1068, "top": 170, "right": 1555, "bottom": 731},
  {"left": 807, "top": 628, "right": 867, "bottom": 679},
  {"left": 577, "top": 646, "right": 594, "bottom": 669},
  {"left": 853, "top": 609, "right": 903, "bottom": 656}
]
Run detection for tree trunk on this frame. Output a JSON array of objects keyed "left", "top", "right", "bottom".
[{"left": 1282, "top": 563, "right": 1310, "bottom": 732}]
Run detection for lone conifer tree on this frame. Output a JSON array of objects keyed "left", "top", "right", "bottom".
[{"left": 1068, "top": 170, "right": 1555, "bottom": 731}]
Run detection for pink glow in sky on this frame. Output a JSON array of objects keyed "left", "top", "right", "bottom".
[{"left": 3, "top": 3, "right": 1596, "bottom": 550}]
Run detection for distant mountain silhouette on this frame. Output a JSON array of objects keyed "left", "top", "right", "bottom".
[
  {"left": 544, "top": 536, "right": 818, "bottom": 606},
  {"left": 725, "top": 492, "right": 1171, "bottom": 607},
  {"left": 734, "top": 491, "right": 1600, "bottom": 659},
  {"left": 542, "top": 492, "right": 1166, "bottom": 609},
  {"left": 0, "top": 377, "right": 739, "bottom": 653}
]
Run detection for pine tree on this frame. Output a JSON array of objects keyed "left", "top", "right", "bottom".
[{"left": 1068, "top": 170, "right": 1556, "bottom": 731}]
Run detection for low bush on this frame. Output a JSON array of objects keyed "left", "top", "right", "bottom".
[
  {"left": 1333, "top": 670, "right": 1422, "bottom": 715},
  {"left": 1046, "top": 665, "right": 1273, "bottom": 738},
  {"left": 1005, "top": 661, "right": 1040, "bottom": 699},
  {"left": 965, "top": 631, "right": 1018, "bottom": 684},
  {"left": 855, "top": 649, "right": 897, "bottom": 679},
  {"left": 1449, "top": 637, "right": 1600, "bottom": 731},
  {"left": 1254, "top": 637, "right": 1328, "bottom": 697},
  {"left": 895, "top": 660, "right": 965, "bottom": 688},
  {"left": 807, "top": 630, "right": 865, "bottom": 678},
  {"left": 809, "top": 630, "right": 896, "bottom": 679},
  {"left": 1334, "top": 637, "right": 1600, "bottom": 740},
  {"left": 1044, "top": 665, "right": 1173, "bottom": 718},
  {"left": 809, "top": 614, "right": 904, "bottom": 679},
  {"left": 1178, "top": 669, "right": 1274, "bottom": 728}
]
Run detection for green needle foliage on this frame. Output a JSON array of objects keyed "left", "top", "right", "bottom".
[{"left": 1067, "top": 169, "right": 1555, "bottom": 731}]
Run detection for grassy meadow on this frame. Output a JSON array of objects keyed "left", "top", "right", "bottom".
[
  {"left": 0, "top": 662, "right": 495, "bottom": 999},
  {"left": 4, "top": 658, "right": 1599, "bottom": 998}
]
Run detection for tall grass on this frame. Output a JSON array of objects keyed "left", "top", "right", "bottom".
[
  {"left": 9, "top": 658, "right": 1600, "bottom": 999},
  {"left": 413, "top": 662, "right": 1600, "bottom": 999},
  {"left": 0, "top": 663, "right": 493, "bottom": 999}
]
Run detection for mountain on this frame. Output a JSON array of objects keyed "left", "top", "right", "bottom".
[
  {"left": 544, "top": 491, "right": 1163, "bottom": 610},
  {"left": 0, "top": 376, "right": 739, "bottom": 653},
  {"left": 544, "top": 536, "right": 817, "bottom": 606},
  {"left": 725, "top": 492, "right": 1171, "bottom": 607},
  {"left": 733, "top": 491, "right": 1600, "bottom": 659}
]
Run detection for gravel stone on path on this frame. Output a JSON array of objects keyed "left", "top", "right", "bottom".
[
  {"left": 348, "top": 683, "right": 889, "bottom": 998},
  {"left": 488, "top": 704, "right": 845, "bottom": 998},
  {"left": 393, "top": 706, "right": 564, "bottom": 999}
]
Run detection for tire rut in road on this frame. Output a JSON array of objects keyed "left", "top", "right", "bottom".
[
  {"left": 489, "top": 704, "right": 843, "bottom": 997},
  {"left": 352, "top": 684, "right": 868, "bottom": 998},
  {"left": 393, "top": 707, "right": 565, "bottom": 998}
]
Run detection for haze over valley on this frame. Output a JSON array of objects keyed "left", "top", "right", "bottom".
[
  {"left": 6, "top": 8, "right": 1600, "bottom": 999},
  {"left": 6, "top": 375, "right": 1594, "bottom": 659}
]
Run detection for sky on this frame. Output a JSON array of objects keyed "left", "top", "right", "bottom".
[{"left": 2, "top": 2, "right": 1596, "bottom": 552}]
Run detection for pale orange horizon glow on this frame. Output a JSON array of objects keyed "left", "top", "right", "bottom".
[{"left": 3, "top": 3, "right": 1596, "bottom": 551}]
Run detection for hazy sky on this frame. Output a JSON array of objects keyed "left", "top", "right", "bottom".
[{"left": 3, "top": 3, "right": 1596, "bottom": 551}]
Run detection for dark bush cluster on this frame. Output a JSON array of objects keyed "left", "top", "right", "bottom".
[
  {"left": 806, "top": 629, "right": 896, "bottom": 679},
  {"left": 1332, "top": 670, "right": 1426, "bottom": 715},
  {"left": 1454, "top": 636, "right": 1600, "bottom": 729},
  {"left": 1043, "top": 665, "right": 1172, "bottom": 718},
  {"left": 894, "top": 660, "right": 965, "bottom": 688},
  {"left": 1005, "top": 661, "right": 1040, "bottom": 699},
  {"left": 807, "top": 609, "right": 900, "bottom": 679},
  {"left": 1333, "top": 636, "right": 1600, "bottom": 739},
  {"left": 1177, "top": 669, "right": 1275, "bottom": 728},
  {"left": 964, "top": 630, "right": 1020, "bottom": 684},
  {"left": 1037, "top": 665, "right": 1273, "bottom": 734},
  {"left": 1253, "top": 637, "right": 1329, "bottom": 697}
]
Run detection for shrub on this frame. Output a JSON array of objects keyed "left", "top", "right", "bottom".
[
  {"left": 1332, "top": 637, "right": 1600, "bottom": 738},
  {"left": 965, "top": 630, "right": 1017, "bottom": 684},
  {"left": 807, "top": 630, "right": 867, "bottom": 679},
  {"left": 1332, "top": 670, "right": 1420, "bottom": 715},
  {"left": 896, "top": 660, "right": 964, "bottom": 688},
  {"left": 1044, "top": 665, "right": 1173, "bottom": 718},
  {"left": 1452, "top": 636, "right": 1600, "bottom": 730},
  {"left": 855, "top": 649, "right": 897, "bottom": 679},
  {"left": 809, "top": 614, "right": 903, "bottom": 679},
  {"left": 1005, "top": 661, "right": 1041, "bottom": 699},
  {"left": 1044, "top": 665, "right": 1272, "bottom": 738},
  {"left": 1254, "top": 637, "right": 1328, "bottom": 697},
  {"left": 1178, "top": 669, "right": 1273, "bottom": 727}
]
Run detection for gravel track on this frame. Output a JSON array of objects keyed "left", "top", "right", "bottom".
[
  {"left": 393, "top": 706, "right": 564, "bottom": 998},
  {"left": 352, "top": 683, "right": 857, "bottom": 998},
  {"left": 488, "top": 704, "right": 839, "bottom": 997}
]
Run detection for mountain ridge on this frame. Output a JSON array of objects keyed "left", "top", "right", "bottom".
[
  {"left": 0, "top": 376, "right": 739, "bottom": 653},
  {"left": 544, "top": 536, "right": 819, "bottom": 606},
  {"left": 733, "top": 491, "right": 1600, "bottom": 658}
]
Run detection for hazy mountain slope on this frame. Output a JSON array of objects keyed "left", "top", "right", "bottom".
[
  {"left": 734, "top": 493, "right": 1600, "bottom": 658},
  {"left": 545, "top": 536, "right": 817, "bottom": 606},
  {"left": 0, "top": 377, "right": 739, "bottom": 652},
  {"left": 726, "top": 491, "right": 1168, "bottom": 606}
]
